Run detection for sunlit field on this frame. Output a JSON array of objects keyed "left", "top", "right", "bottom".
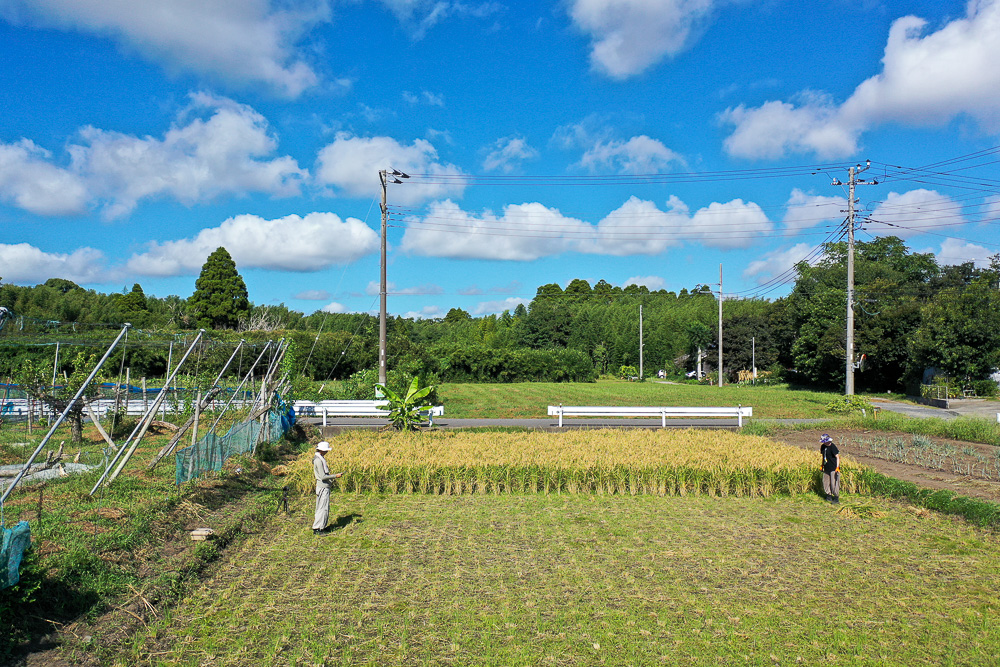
[
  {"left": 436, "top": 379, "right": 841, "bottom": 419},
  {"left": 122, "top": 492, "right": 1000, "bottom": 666}
]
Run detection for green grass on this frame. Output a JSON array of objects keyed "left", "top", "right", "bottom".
[
  {"left": 123, "top": 492, "right": 1000, "bottom": 666},
  {"left": 437, "top": 379, "right": 840, "bottom": 419}
]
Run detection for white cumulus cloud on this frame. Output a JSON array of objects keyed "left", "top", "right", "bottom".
[
  {"left": 126, "top": 211, "right": 378, "bottom": 276},
  {"left": 401, "top": 199, "right": 588, "bottom": 260},
  {"left": 743, "top": 243, "right": 818, "bottom": 283},
  {"left": 568, "top": 0, "right": 714, "bottom": 78},
  {"left": 0, "top": 243, "right": 108, "bottom": 284},
  {"left": 934, "top": 237, "right": 994, "bottom": 267},
  {"left": 315, "top": 133, "right": 465, "bottom": 205},
  {"left": 867, "top": 189, "right": 963, "bottom": 238},
  {"left": 688, "top": 199, "right": 772, "bottom": 249},
  {"left": 321, "top": 301, "right": 347, "bottom": 313},
  {"left": 77, "top": 93, "right": 306, "bottom": 218},
  {"left": 401, "top": 194, "right": 771, "bottom": 260},
  {"left": 0, "top": 139, "right": 88, "bottom": 215},
  {"left": 722, "top": 1, "right": 1000, "bottom": 158},
  {"left": 584, "top": 195, "right": 687, "bottom": 255},
  {"left": 782, "top": 189, "right": 847, "bottom": 232},
  {"left": 0, "top": 0, "right": 326, "bottom": 97},
  {"left": 472, "top": 297, "right": 530, "bottom": 316},
  {"left": 483, "top": 136, "right": 539, "bottom": 173},
  {"left": 400, "top": 305, "right": 445, "bottom": 320},
  {"left": 624, "top": 275, "right": 666, "bottom": 290},
  {"left": 579, "top": 135, "right": 685, "bottom": 173},
  {"left": 0, "top": 94, "right": 306, "bottom": 219}
]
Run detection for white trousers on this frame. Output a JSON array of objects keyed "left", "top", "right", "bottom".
[{"left": 313, "top": 484, "right": 331, "bottom": 530}]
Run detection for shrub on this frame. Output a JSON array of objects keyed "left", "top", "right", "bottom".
[
  {"left": 825, "top": 395, "right": 874, "bottom": 414},
  {"left": 618, "top": 365, "right": 638, "bottom": 380},
  {"left": 970, "top": 379, "right": 999, "bottom": 398}
]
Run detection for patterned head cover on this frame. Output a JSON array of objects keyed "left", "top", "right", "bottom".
[{"left": 820, "top": 434, "right": 833, "bottom": 444}]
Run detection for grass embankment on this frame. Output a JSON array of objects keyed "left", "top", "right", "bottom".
[
  {"left": 437, "top": 379, "right": 840, "bottom": 419},
  {"left": 284, "top": 429, "right": 865, "bottom": 498},
  {"left": 124, "top": 492, "right": 1000, "bottom": 666}
]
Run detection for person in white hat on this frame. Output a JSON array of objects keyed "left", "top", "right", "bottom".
[{"left": 312, "top": 441, "right": 342, "bottom": 534}]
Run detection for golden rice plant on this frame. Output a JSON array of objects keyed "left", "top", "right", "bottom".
[{"left": 286, "top": 429, "right": 858, "bottom": 498}]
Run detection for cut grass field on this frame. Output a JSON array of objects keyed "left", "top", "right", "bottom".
[
  {"left": 437, "top": 379, "right": 845, "bottom": 419},
  {"left": 122, "top": 492, "right": 1000, "bottom": 666}
]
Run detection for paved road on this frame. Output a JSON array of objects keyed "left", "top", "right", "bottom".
[
  {"left": 871, "top": 397, "right": 1000, "bottom": 421},
  {"left": 309, "top": 416, "right": 823, "bottom": 433},
  {"left": 306, "top": 397, "right": 1000, "bottom": 433}
]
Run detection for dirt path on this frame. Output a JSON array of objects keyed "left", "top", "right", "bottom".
[{"left": 774, "top": 427, "right": 1000, "bottom": 503}]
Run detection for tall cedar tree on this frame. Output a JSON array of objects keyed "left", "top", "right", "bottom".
[{"left": 190, "top": 247, "right": 250, "bottom": 329}]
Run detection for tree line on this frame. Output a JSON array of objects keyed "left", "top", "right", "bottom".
[{"left": 2, "top": 239, "right": 999, "bottom": 393}]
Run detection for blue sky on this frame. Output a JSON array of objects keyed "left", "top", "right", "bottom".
[{"left": 2, "top": 0, "right": 999, "bottom": 320}]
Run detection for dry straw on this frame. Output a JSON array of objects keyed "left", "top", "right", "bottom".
[{"left": 287, "top": 429, "right": 865, "bottom": 498}]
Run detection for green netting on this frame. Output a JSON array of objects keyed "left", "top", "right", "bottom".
[
  {"left": 174, "top": 405, "right": 292, "bottom": 485},
  {"left": 1, "top": 520, "right": 31, "bottom": 589}
]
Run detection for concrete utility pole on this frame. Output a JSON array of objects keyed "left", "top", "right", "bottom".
[
  {"left": 833, "top": 160, "right": 876, "bottom": 396},
  {"left": 718, "top": 264, "right": 723, "bottom": 388},
  {"left": 639, "top": 304, "right": 644, "bottom": 379},
  {"left": 378, "top": 168, "right": 409, "bottom": 388}
]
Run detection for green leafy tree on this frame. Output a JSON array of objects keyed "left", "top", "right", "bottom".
[
  {"left": 564, "top": 278, "right": 593, "bottom": 299},
  {"left": 190, "top": 247, "right": 249, "bottom": 330},
  {"left": 787, "top": 237, "right": 938, "bottom": 390},
  {"left": 113, "top": 283, "right": 149, "bottom": 326},
  {"left": 443, "top": 307, "right": 472, "bottom": 324},
  {"left": 909, "top": 276, "right": 1000, "bottom": 383}
]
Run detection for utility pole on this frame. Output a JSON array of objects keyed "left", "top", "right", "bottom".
[
  {"left": 832, "top": 160, "right": 876, "bottom": 396},
  {"left": 718, "top": 264, "right": 723, "bottom": 388},
  {"left": 638, "top": 304, "right": 644, "bottom": 379},
  {"left": 378, "top": 168, "right": 409, "bottom": 388}
]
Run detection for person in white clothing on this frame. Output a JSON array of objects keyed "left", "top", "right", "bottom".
[{"left": 313, "top": 441, "right": 342, "bottom": 535}]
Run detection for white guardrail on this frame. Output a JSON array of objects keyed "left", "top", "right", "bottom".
[
  {"left": 547, "top": 405, "right": 753, "bottom": 427},
  {"left": 293, "top": 400, "right": 444, "bottom": 426}
]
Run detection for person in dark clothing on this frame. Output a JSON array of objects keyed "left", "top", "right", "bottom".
[{"left": 820, "top": 433, "right": 840, "bottom": 503}]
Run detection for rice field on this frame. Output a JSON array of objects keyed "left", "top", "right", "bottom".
[{"left": 285, "top": 429, "right": 865, "bottom": 498}]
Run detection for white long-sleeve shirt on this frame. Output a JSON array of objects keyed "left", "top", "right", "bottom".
[{"left": 313, "top": 452, "right": 335, "bottom": 490}]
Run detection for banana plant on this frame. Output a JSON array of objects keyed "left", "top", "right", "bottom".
[{"left": 378, "top": 377, "right": 435, "bottom": 431}]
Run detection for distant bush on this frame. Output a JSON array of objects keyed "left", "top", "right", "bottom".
[
  {"left": 617, "top": 365, "right": 638, "bottom": 380},
  {"left": 434, "top": 345, "right": 596, "bottom": 383},
  {"left": 970, "top": 379, "right": 999, "bottom": 398},
  {"left": 338, "top": 368, "right": 441, "bottom": 404},
  {"left": 825, "top": 395, "right": 874, "bottom": 414}
]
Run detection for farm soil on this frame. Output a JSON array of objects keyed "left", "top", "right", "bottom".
[{"left": 774, "top": 427, "right": 1000, "bottom": 503}]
